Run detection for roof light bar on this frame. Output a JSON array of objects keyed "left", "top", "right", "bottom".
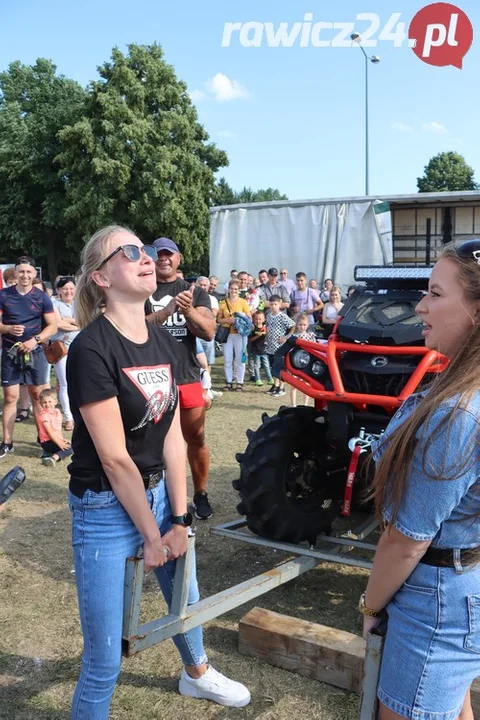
[{"left": 354, "top": 266, "right": 432, "bottom": 282}]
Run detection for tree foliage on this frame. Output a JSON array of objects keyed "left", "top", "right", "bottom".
[
  {"left": 417, "top": 151, "right": 478, "bottom": 192},
  {"left": 56, "top": 44, "right": 227, "bottom": 265},
  {"left": 0, "top": 45, "right": 228, "bottom": 280},
  {"left": 0, "top": 59, "right": 86, "bottom": 278},
  {"left": 212, "top": 178, "right": 288, "bottom": 205}
]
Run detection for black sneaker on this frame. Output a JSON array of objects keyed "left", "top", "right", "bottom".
[
  {"left": 193, "top": 491, "right": 213, "bottom": 520},
  {"left": 266, "top": 386, "right": 277, "bottom": 395},
  {"left": 0, "top": 442, "right": 14, "bottom": 459},
  {"left": 274, "top": 388, "right": 286, "bottom": 397}
]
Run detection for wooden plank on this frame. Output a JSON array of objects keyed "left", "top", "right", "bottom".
[
  {"left": 239, "top": 606, "right": 366, "bottom": 693},
  {"left": 472, "top": 678, "right": 480, "bottom": 719},
  {"left": 239, "top": 607, "right": 480, "bottom": 718}
]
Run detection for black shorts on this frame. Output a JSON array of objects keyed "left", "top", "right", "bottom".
[{"left": 1, "top": 346, "right": 49, "bottom": 387}]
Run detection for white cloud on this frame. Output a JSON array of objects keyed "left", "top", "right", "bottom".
[
  {"left": 391, "top": 121, "right": 414, "bottom": 133},
  {"left": 189, "top": 89, "right": 205, "bottom": 103},
  {"left": 422, "top": 121, "right": 448, "bottom": 135},
  {"left": 217, "top": 130, "right": 237, "bottom": 139},
  {"left": 205, "top": 73, "right": 250, "bottom": 102}
]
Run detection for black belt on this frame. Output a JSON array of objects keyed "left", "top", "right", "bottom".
[
  {"left": 420, "top": 546, "right": 480, "bottom": 568},
  {"left": 99, "top": 470, "right": 165, "bottom": 493}
]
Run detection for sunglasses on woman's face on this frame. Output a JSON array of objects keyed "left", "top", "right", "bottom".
[
  {"left": 456, "top": 239, "right": 480, "bottom": 264},
  {"left": 97, "top": 244, "right": 158, "bottom": 270}
]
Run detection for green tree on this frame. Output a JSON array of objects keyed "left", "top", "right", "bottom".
[
  {"left": 213, "top": 184, "right": 288, "bottom": 205},
  {"left": 253, "top": 187, "right": 288, "bottom": 202},
  {"left": 0, "top": 59, "right": 86, "bottom": 280},
  {"left": 417, "top": 151, "right": 478, "bottom": 192},
  {"left": 212, "top": 177, "right": 236, "bottom": 206},
  {"left": 56, "top": 44, "right": 228, "bottom": 265}
]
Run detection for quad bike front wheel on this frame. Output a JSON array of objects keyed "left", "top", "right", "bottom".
[{"left": 235, "top": 407, "right": 347, "bottom": 545}]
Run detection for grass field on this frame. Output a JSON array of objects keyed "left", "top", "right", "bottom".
[{"left": 0, "top": 368, "right": 370, "bottom": 719}]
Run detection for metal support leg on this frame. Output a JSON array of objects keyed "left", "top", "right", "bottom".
[
  {"left": 170, "top": 535, "right": 195, "bottom": 617},
  {"left": 358, "top": 623, "right": 386, "bottom": 720},
  {"left": 122, "top": 552, "right": 144, "bottom": 643}
]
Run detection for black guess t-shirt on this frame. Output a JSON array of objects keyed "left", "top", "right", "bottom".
[
  {"left": 66, "top": 315, "right": 178, "bottom": 495},
  {"left": 145, "top": 279, "right": 211, "bottom": 385}
]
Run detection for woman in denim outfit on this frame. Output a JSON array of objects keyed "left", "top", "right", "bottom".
[
  {"left": 362, "top": 240, "right": 479, "bottom": 720},
  {"left": 66, "top": 226, "right": 250, "bottom": 719}
]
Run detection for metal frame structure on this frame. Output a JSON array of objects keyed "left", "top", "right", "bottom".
[
  {"left": 122, "top": 514, "right": 379, "bottom": 657},
  {"left": 122, "top": 515, "right": 382, "bottom": 718}
]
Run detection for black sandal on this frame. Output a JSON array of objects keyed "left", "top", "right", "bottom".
[
  {"left": 15, "top": 409, "right": 30, "bottom": 423},
  {"left": 222, "top": 383, "right": 233, "bottom": 391},
  {"left": 235, "top": 384, "right": 244, "bottom": 392}
]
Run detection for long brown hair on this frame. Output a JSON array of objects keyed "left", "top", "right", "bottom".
[{"left": 371, "top": 242, "right": 480, "bottom": 523}]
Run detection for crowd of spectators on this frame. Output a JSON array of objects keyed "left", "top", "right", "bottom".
[
  {"left": 203, "top": 265, "right": 347, "bottom": 396},
  {"left": 0, "top": 256, "right": 347, "bottom": 479}
]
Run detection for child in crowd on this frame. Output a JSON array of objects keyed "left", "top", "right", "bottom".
[
  {"left": 265, "top": 296, "right": 295, "bottom": 397},
  {"left": 290, "top": 313, "right": 317, "bottom": 407},
  {"left": 38, "top": 388, "right": 72, "bottom": 467},
  {"left": 249, "top": 311, "right": 274, "bottom": 386}
]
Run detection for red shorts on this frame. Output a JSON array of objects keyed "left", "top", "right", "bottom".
[{"left": 178, "top": 382, "right": 205, "bottom": 409}]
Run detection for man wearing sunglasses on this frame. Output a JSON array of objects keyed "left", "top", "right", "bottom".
[{"left": 145, "top": 238, "right": 216, "bottom": 520}]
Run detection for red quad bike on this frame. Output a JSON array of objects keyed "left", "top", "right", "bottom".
[{"left": 234, "top": 266, "right": 448, "bottom": 546}]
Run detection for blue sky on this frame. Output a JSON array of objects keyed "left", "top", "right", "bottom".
[{"left": 1, "top": 0, "right": 479, "bottom": 201}]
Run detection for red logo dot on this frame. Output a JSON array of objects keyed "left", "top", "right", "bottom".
[{"left": 408, "top": 2, "right": 473, "bottom": 69}]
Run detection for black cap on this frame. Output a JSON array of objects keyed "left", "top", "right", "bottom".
[
  {"left": 15, "top": 255, "right": 36, "bottom": 268},
  {"left": 268, "top": 267, "right": 278, "bottom": 276}
]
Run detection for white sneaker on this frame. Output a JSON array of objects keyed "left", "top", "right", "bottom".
[
  {"left": 211, "top": 390, "right": 223, "bottom": 398},
  {"left": 178, "top": 666, "right": 251, "bottom": 707}
]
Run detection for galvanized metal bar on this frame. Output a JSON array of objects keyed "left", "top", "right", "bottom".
[
  {"left": 315, "top": 535, "right": 378, "bottom": 551},
  {"left": 124, "top": 555, "right": 320, "bottom": 656},
  {"left": 358, "top": 623, "right": 387, "bottom": 720},
  {"left": 347, "top": 517, "right": 379, "bottom": 541},
  {"left": 122, "top": 552, "right": 144, "bottom": 640},
  {"left": 210, "top": 527, "right": 373, "bottom": 570},
  {"left": 170, "top": 536, "right": 195, "bottom": 617}
]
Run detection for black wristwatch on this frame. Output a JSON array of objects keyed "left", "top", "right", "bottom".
[{"left": 171, "top": 512, "right": 193, "bottom": 527}]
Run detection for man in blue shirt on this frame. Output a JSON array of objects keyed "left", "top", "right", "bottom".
[{"left": 0, "top": 256, "right": 57, "bottom": 458}]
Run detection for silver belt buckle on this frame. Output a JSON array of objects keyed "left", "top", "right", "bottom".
[{"left": 147, "top": 472, "right": 161, "bottom": 490}]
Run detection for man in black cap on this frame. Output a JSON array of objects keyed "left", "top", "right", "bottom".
[
  {"left": 145, "top": 238, "right": 216, "bottom": 519},
  {"left": 259, "top": 267, "right": 291, "bottom": 313}
]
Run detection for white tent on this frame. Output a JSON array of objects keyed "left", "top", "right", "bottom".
[{"left": 209, "top": 197, "right": 392, "bottom": 289}]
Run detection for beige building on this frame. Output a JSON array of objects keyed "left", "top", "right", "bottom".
[{"left": 387, "top": 190, "right": 480, "bottom": 265}]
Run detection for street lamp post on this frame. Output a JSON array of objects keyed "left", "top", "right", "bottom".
[{"left": 350, "top": 33, "right": 380, "bottom": 196}]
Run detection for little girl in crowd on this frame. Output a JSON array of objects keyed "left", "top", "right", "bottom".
[
  {"left": 38, "top": 388, "right": 72, "bottom": 467},
  {"left": 290, "top": 313, "right": 317, "bottom": 408}
]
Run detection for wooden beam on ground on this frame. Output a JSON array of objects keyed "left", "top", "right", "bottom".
[
  {"left": 472, "top": 679, "right": 480, "bottom": 719},
  {"left": 239, "top": 606, "right": 366, "bottom": 693},
  {"left": 239, "top": 607, "right": 480, "bottom": 718}
]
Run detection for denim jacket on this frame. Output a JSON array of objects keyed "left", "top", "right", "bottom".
[{"left": 371, "top": 390, "right": 480, "bottom": 550}]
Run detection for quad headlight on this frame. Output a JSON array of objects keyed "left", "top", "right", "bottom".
[
  {"left": 291, "top": 349, "right": 310, "bottom": 370},
  {"left": 311, "top": 360, "right": 327, "bottom": 377}
]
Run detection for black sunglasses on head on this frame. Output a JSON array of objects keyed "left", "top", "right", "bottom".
[
  {"left": 456, "top": 239, "right": 480, "bottom": 264},
  {"left": 97, "top": 244, "right": 158, "bottom": 270}
]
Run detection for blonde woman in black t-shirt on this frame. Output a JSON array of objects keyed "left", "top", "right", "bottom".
[{"left": 66, "top": 226, "right": 250, "bottom": 718}]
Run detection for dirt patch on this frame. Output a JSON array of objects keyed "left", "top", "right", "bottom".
[{"left": 0, "top": 372, "right": 371, "bottom": 719}]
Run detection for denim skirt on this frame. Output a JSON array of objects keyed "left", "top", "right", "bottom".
[{"left": 378, "top": 561, "right": 480, "bottom": 719}]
